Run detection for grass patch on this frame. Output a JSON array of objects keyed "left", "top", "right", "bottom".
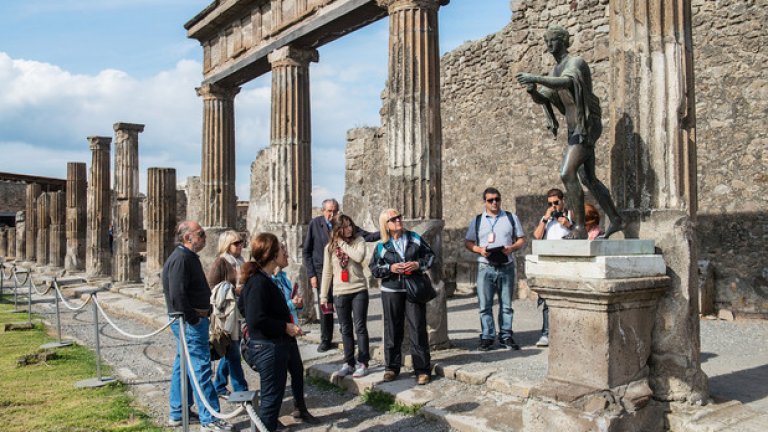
[
  {"left": 306, "top": 375, "right": 346, "bottom": 394},
  {"left": 361, "top": 389, "right": 423, "bottom": 415},
  {"left": 0, "top": 302, "right": 163, "bottom": 431}
]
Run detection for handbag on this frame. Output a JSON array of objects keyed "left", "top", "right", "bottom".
[{"left": 404, "top": 272, "right": 437, "bottom": 304}]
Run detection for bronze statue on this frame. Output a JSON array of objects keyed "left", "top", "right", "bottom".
[{"left": 516, "top": 25, "right": 624, "bottom": 239}]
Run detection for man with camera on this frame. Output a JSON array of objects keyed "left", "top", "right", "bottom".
[
  {"left": 465, "top": 187, "right": 527, "bottom": 352},
  {"left": 531, "top": 188, "right": 573, "bottom": 347}
]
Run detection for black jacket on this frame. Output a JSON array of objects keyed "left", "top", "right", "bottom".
[
  {"left": 302, "top": 215, "right": 380, "bottom": 279},
  {"left": 368, "top": 231, "right": 435, "bottom": 292},
  {"left": 162, "top": 245, "right": 211, "bottom": 325},
  {"left": 238, "top": 270, "right": 292, "bottom": 341}
]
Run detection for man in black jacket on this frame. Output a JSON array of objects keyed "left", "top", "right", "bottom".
[
  {"left": 302, "top": 199, "right": 379, "bottom": 352},
  {"left": 163, "top": 220, "right": 232, "bottom": 432}
]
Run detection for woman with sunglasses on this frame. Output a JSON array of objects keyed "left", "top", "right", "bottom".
[
  {"left": 206, "top": 230, "right": 249, "bottom": 400},
  {"left": 369, "top": 209, "right": 436, "bottom": 385}
]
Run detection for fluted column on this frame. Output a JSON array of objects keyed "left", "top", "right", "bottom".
[
  {"left": 49, "top": 190, "right": 66, "bottom": 267},
  {"left": 378, "top": 0, "right": 444, "bottom": 220},
  {"left": 0, "top": 229, "right": 6, "bottom": 259},
  {"left": 6, "top": 227, "right": 15, "bottom": 259},
  {"left": 267, "top": 46, "right": 317, "bottom": 225},
  {"left": 146, "top": 168, "right": 177, "bottom": 290},
  {"left": 609, "top": 0, "right": 705, "bottom": 401},
  {"left": 86, "top": 136, "right": 112, "bottom": 278},
  {"left": 113, "top": 123, "right": 144, "bottom": 282},
  {"left": 36, "top": 193, "right": 50, "bottom": 266},
  {"left": 15, "top": 211, "right": 25, "bottom": 260},
  {"left": 25, "top": 183, "right": 41, "bottom": 262},
  {"left": 197, "top": 84, "right": 240, "bottom": 228},
  {"left": 66, "top": 162, "right": 87, "bottom": 271}
]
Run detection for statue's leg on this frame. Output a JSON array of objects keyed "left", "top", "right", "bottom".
[
  {"left": 559, "top": 144, "right": 588, "bottom": 239},
  {"left": 577, "top": 149, "right": 625, "bottom": 239}
]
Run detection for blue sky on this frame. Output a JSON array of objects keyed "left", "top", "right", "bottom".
[{"left": 0, "top": 0, "right": 511, "bottom": 205}]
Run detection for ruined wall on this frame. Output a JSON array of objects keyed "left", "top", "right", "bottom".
[{"left": 0, "top": 181, "right": 28, "bottom": 218}]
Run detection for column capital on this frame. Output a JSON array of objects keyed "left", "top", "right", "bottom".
[
  {"left": 195, "top": 83, "right": 241, "bottom": 100},
  {"left": 113, "top": 122, "right": 145, "bottom": 133},
  {"left": 87, "top": 136, "right": 112, "bottom": 151},
  {"left": 267, "top": 46, "right": 319, "bottom": 68},
  {"left": 376, "top": 0, "right": 447, "bottom": 13}
]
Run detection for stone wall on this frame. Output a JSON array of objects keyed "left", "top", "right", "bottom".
[
  {"left": 0, "top": 180, "right": 28, "bottom": 218},
  {"left": 342, "top": 0, "right": 767, "bottom": 313}
]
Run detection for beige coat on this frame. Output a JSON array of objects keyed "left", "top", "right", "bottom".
[{"left": 320, "top": 236, "right": 367, "bottom": 302}]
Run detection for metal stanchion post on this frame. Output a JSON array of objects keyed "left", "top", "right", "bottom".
[
  {"left": 75, "top": 290, "right": 116, "bottom": 388},
  {"left": 40, "top": 277, "right": 74, "bottom": 350},
  {"left": 11, "top": 268, "right": 24, "bottom": 314},
  {"left": 26, "top": 273, "right": 33, "bottom": 324},
  {"left": 173, "top": 312, "right": 190, "bottom": 432}
]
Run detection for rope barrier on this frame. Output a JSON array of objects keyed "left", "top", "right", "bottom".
[
  {"left": 29, "top": 276, "right": 52, "bottom": 296},
  {"left": 53, "top": 284, "right": 93, "bottom": 311},
  {"left": 245, "top": 402, "right": 269, "bottom": 432},
  {"left": 13, "top": 268, "right": 29, "bottom": 286},
  {"left": 92, "top": 296, "right": 177, "bottom": 339}
]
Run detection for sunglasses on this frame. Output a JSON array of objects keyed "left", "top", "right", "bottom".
[
  {"left": 387, "top": 216, "right": 402, "bottom": 223},
  {"left": 548, "top": 200, "right": 561, "bottom": 206},
  {"left": 486, "top": 197, "right": 501, "bottom": 203},
  {"left": 233, "top": 240, "right": 244, "bottom": 246}
]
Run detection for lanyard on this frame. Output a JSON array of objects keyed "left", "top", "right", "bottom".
[{"left": 485, "top": 212, "right": 501, "bottom": 234}]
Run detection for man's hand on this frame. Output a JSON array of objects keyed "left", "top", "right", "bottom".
[
  {"left": 503, "top": 245, "right": 516, "bottom": 255},
  {"left": 309, "top": 276, "right": 318, "bottom": 289},
  {"left": 286, "top": 323, "right": 303, "bottom": 337},
  {"left": 543, "top": 205, "right": 555, "bottom": 220},
  {"left": 557, "top": 216, "right": 571, "bottom": 228}
]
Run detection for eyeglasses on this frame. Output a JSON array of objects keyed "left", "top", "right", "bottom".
[
  {"left": 548, "top": 200, "right": 561, "bottom": 206},
  {"left": 387, "top": 216, "right": 402, "bottom": 223},
  {"left": 486, "top": 197, "right": 501, "bottom": 203}
]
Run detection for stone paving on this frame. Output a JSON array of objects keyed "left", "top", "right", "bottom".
[{"left": 2, "top": 265, "right": 768, "bottom": 431}]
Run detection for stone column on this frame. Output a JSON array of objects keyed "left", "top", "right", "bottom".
[
  {"left": 0, "top": 228, "right": 6, "bottom": 259},
  {"left": 25, "top": 183, "right": 41, "bottom": 262},
  {"left": 378, "top": 0, "right": 448, "bottom": 348},
  {"left": 146, "top": 168, "right": 177, "bottom": 291},
  {"left": 197, "top": 84, "right": 240, "bottom": 229},
  {"left": 7, "top": 227, "right": 16, "bottom": 260},
  {"left": 113, "top": 123, "right": 144, "bottom": 283},
  {"left": 49, "top": 190, "right": 66, "bottom": 267},
  {"left": 15, "top": 211, "right": 25, "bottom": 260},
  {"left": 608, "top": 0, "right": 706, "bottom": 402},
  {"left": 36, "top": 193, "right": 50, "bottom": 266},
  {"left": 65, "top": 162, "right": 87, "bottom": 271},
  {"left": 86, "top": 136, "right": 112, "bottom": 278}
]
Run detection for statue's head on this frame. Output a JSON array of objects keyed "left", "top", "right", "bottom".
[{"left": 544, "top": 25, "right": 571, "bottom": 50}]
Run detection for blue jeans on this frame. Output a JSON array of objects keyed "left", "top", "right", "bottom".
[
  {"left": 169, "top": 318, "right": 220, "bottom": 425},
  {"left": 213, "top": 340, "right": 248, "bottom": 395},
  {"left": 242, "top": 338, "right": 290, "bottom": 432},
  {"left": 476, "top": 263, "right": 515, "bottom": 340}
]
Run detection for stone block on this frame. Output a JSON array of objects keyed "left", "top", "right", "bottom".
[
  {"left": 525, "top": 254, "right": 666, "bottom": 279},
  {"left": 531, "top": 239, "right": 655, "bottom": 257}
]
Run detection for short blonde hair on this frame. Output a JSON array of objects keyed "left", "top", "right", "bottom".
[
  {"left": 217, "top": 230, "right": 242, "bottom": 256},
  {"left": 378, "top": 208, "right": 400, "bottom": 243}
]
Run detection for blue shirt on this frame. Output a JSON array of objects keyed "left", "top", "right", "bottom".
[{"left": 465, "top": 210, "right": 525, "bottom": 265}]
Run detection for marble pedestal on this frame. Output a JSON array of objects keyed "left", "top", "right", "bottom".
[{"left": 523, "top": 240, "right": 669, "bottom": 432}]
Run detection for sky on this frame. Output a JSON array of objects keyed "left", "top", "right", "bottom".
[{"left": 0, "top": 0, "right": 512, "bottom": 206}]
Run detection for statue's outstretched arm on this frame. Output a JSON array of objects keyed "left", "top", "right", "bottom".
[{"left": 516, "top": 72, "right": 571, "bottom": 90}]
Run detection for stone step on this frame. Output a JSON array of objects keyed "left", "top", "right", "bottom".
[{"left": 668, "top": 400, "right": 768, "bottom": 432}]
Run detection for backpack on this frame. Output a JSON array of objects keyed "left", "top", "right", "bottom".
[
  {"left": 209, "top": 280, "right": 236, "bottom": 360},
  {"left": 474, "top": 211, "right": 518, "bottom": 244}
]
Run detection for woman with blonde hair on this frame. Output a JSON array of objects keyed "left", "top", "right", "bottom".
[
  {"left": 369, "top": 209, "right": 436, "bottom": 385},
  {"left": 206, "top": 230, "right": 248, "bottom": 399},
  {"left": 321, "top": 214, "right": 370, "bottom": 378}
]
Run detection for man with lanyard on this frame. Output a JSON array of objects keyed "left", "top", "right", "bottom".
[
  {"left": 531, "top": 188, "right": 574, "bottom": 347},
  {"left": 465, "top": 187, "right": 526, "bottom": 351},
  {"left": 302, "top": 198, "right": 379, "bottom": 352}
]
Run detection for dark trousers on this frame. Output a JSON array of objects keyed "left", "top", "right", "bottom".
[
  {"left": 538, "top": 297, "right": 549, "bottom": 336},
  {"left": 335, "top": 290, "right": 370, "bottom": 367},
  {"left": 244, "top": 338, "right": 289, "bottom": 432},
  {"left": 317, "top": 284, "right": 334, "bottom": 344},
  {"left": 381, "top": 291, "right": 430, "bottom": 375},
  {"left": 286, "top": 340, "right": 306, "bottom": 409}
]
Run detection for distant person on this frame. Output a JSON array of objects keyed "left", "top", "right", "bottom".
[
  {"left": 464, "top": 187, "right": 526, "bottom": 351},
  {"left": 206, "top": 230, "right": 248, "bottom": 400},
  {"left": 163, "top": 220, "right": 233, "bottom": 432},
  {"left": 302, "top": 198, "right": 379, "bottom": 352},
  {"left": 532, "top": 188, "right": 574, "bottom": 347},
  {"left": 369, "top": 209, "right": 435, "bottom": 385},
  {"left": 321, "top": 214, "right": 370, "bottom": 378},
  {"left": 585, "top": 203, "right": 604, "bottom": 240}
]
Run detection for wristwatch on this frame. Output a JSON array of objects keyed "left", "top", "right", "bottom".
[{"left": 541, "top": 217, "right": 548, "bottom": 224}]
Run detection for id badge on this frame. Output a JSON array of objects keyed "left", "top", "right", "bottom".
[{"left": 487, "top": 232, "right": 496, "bottom": 243}]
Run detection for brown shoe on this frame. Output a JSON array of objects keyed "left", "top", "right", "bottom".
[
  {"left": 383, "top": 370, "right": 398, "bottom": 382},
  {"left": 417, "top": 374, "right": 430, "bottom": 385}
]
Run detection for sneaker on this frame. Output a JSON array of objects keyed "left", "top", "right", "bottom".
[
  {"left": 417, "top": 374, "right": 430, "bottom": 385},
  {"left": 167, "top": 411, "right": 200, "bottom": 427},
  {"left": 536, "top": 335, "right": 549, "bottom": 347},
  {"left": 337, "top": 363, "right": 354, "bottom": 377},
  {"left": 477, "top": 339, "right": 494, "bottom": 351},
  {"left": 383, "top": 370, "right": 398, "bottom": 382},
  {"left": 500, "top": 338, "right": 521, "bottom": 350},
  {"left": 317, "top": 341, "right": 333, "bottom": 352},
  {"left": 200, "top": 419, "right": 233, "bottom": 432},
  {"left": 352, "top": 363, "right": 368, "bottom": 378}
]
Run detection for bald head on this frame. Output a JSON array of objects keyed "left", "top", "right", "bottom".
[{"left": 177, "top": 220, "right": 206, "bottom": 252}]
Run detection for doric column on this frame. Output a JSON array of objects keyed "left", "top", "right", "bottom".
[
  {"left": 113, "top": 123, "right": 144, "bottom": 282},
  {"left": 15, "top": 211, "right": 25, "bottom": 260},
  {"left": 197, "top": 83, "right": 240, "bottom": 228},
  {"left": 36, "top": 193, "right": 50, "bottom": 266},
  {"left": 65, "top": 162, "right": 87, "bottom": 271},
  {"left": 86, "top": 136, "right": 112, "bottom": 278},
  {"left": 608, "top": 0, "right": 706, "bottom": 402},
  {"left": 146, "top": 168, "right": 177, "bottom": 290},
  {"left": 267, "top": 46, "right": 317, "bottom": 226},
  {"left": 25, "top": 183, "right": 41, "bottom": 262},
  {"left": 6, "top": 227, "right": 15, "bottom": 259},
  {"left": 378, "top": 0, "right": 444, "bottom": 220},
  {"left": 0, "top": 229, "right": 6, "bottom": 259},
  {"left": 49, "top": 190, "right": 66, "bottom": 267}
]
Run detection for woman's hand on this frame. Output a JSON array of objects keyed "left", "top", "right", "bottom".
[
  {"left": 390, "top": 263, "right": 403, "bottom": 274},
  {"left": 403, "top": 261, "right": 420, "bottom": 272},
  {"left": 320, "top": 297, "right": 327, "bottom": 306},
  {"left": 286, "top": 323, "right": 303, "bottom": 337},
  {"left": 292, "top": 296, "right": 304, "bottom": 309}
]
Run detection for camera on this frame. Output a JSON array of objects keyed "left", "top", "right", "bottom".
[{"left": 551, "top": 210, "right": 565, "bottom": 219}]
